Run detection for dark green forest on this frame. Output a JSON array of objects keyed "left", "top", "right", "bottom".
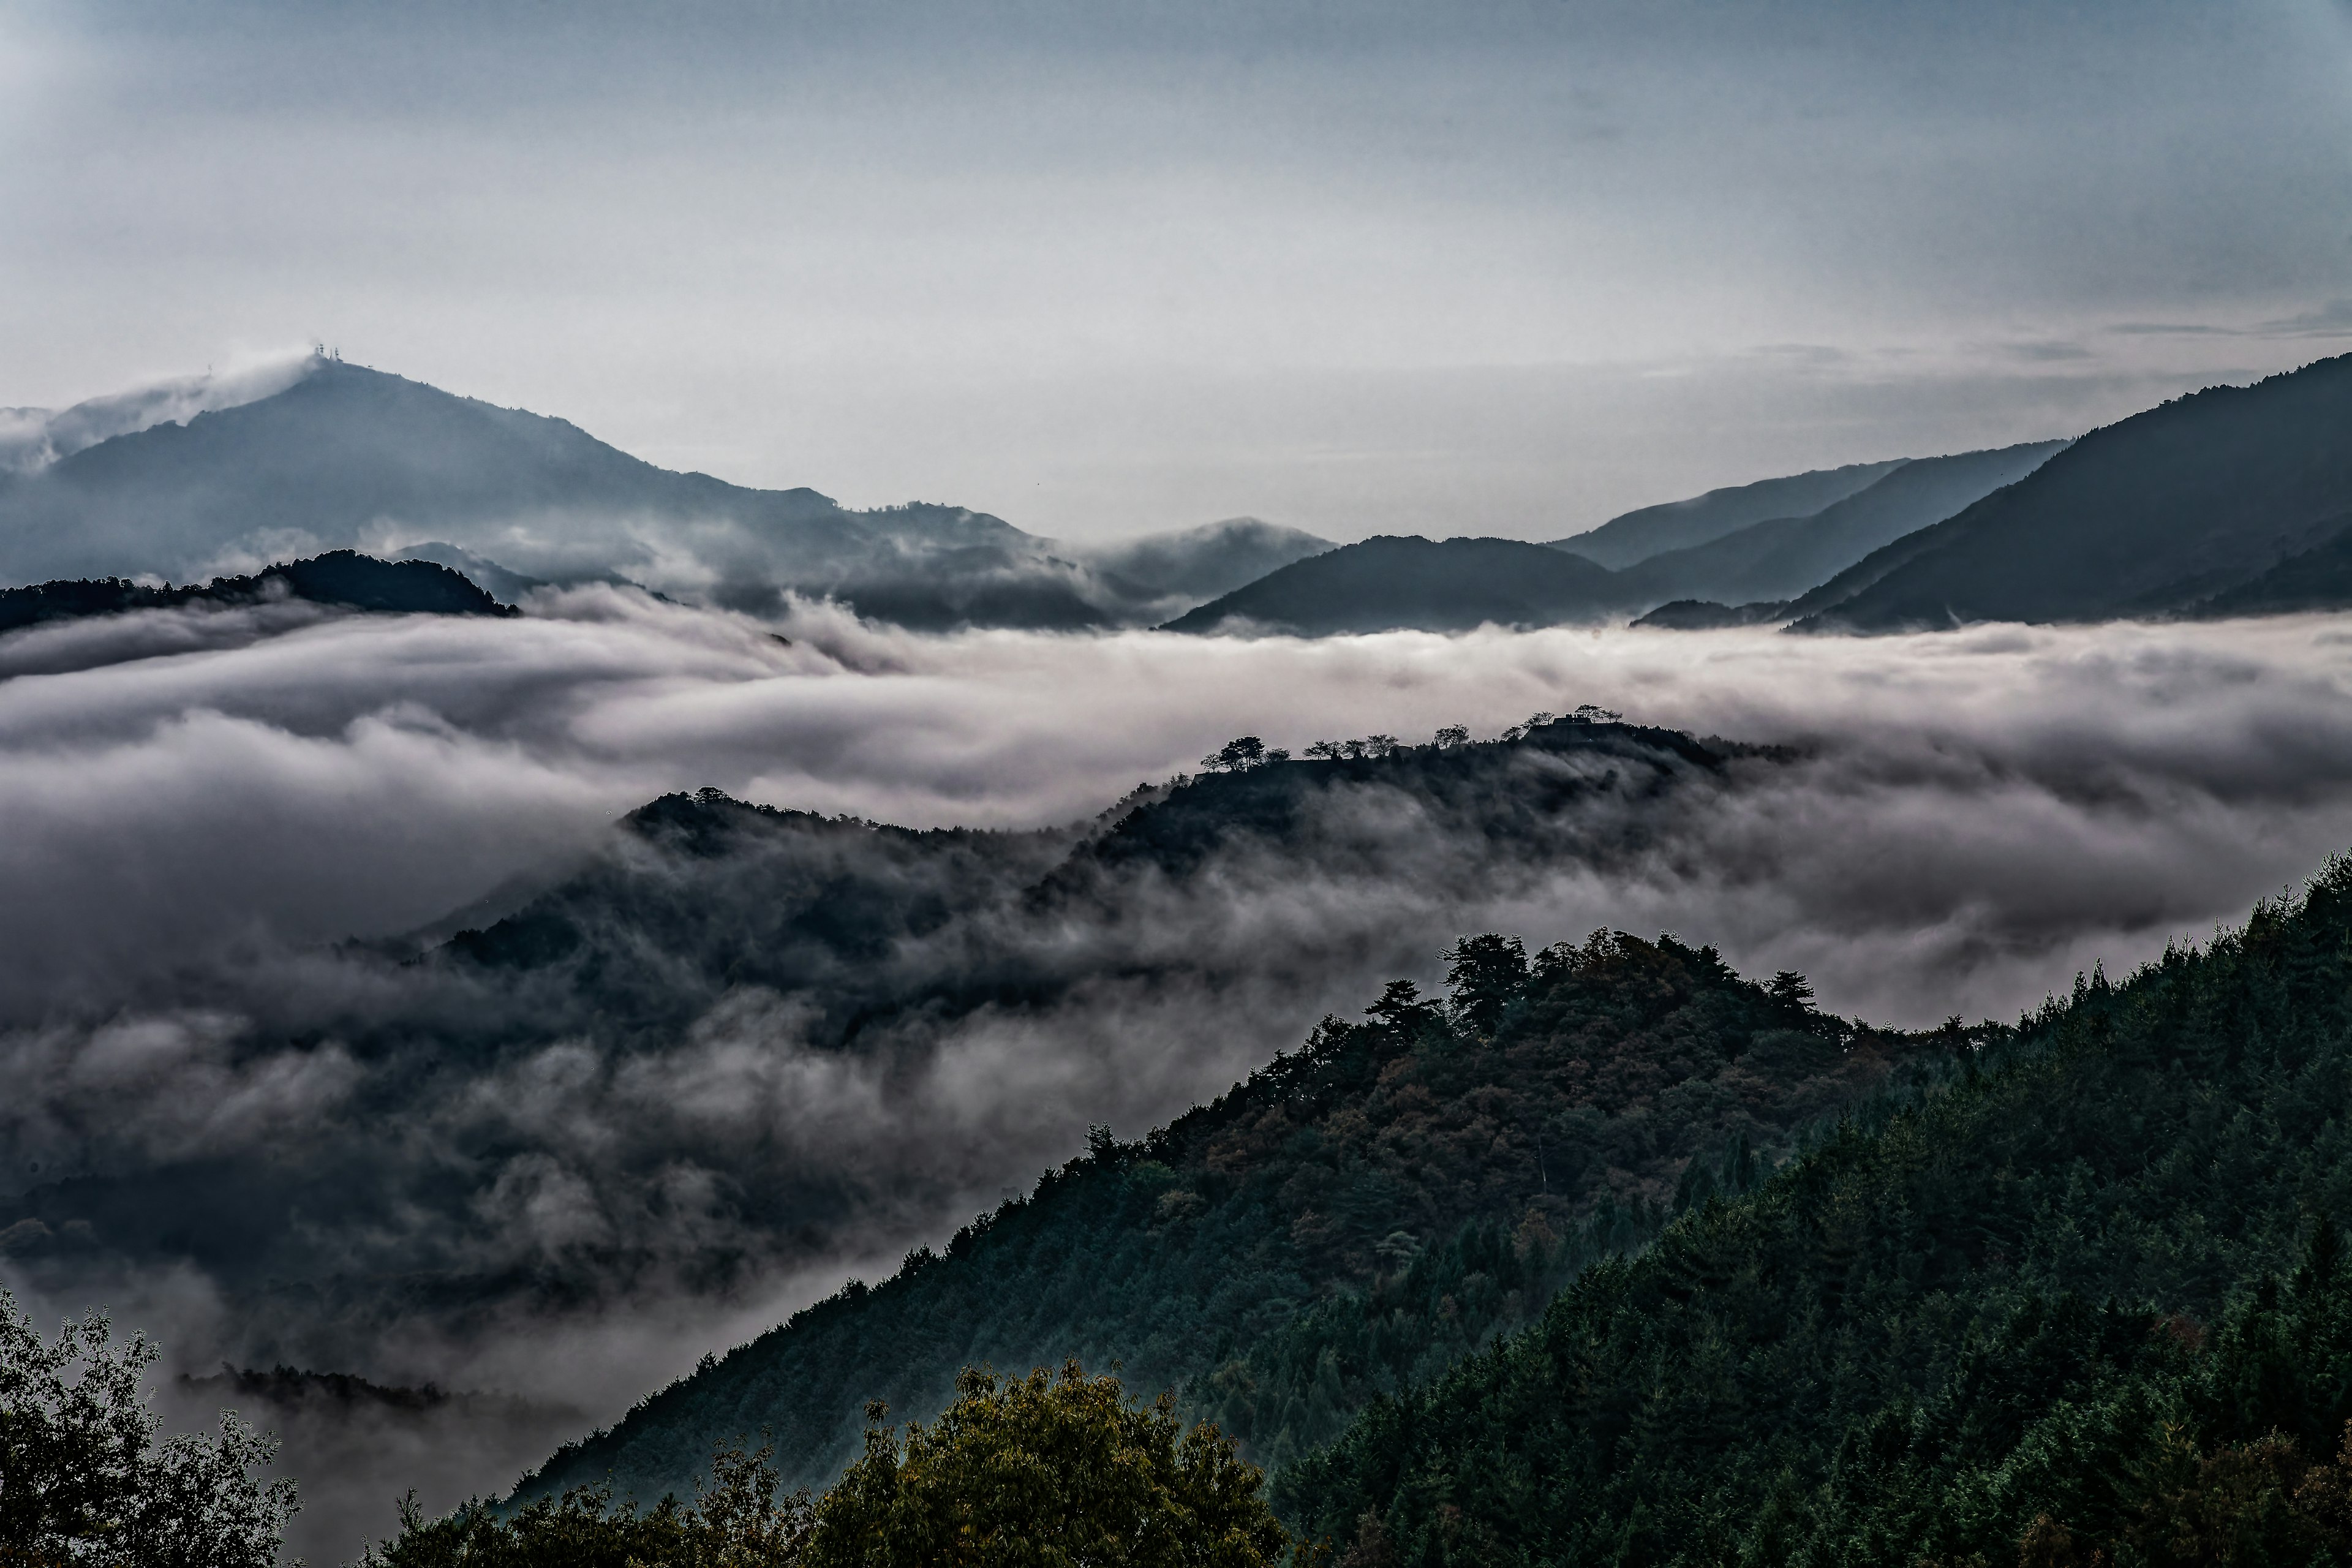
[
  {"left": 520, "top": 919, "right": 1945, "bottom": 1509},
  {"left": 1281, "top": 858, "right": 2352, "bottom": 1565},
  {"left": 511, "top": 846, "right": 2352, "bottom": 1566}
]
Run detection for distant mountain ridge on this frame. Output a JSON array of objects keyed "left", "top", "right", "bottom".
[
  {"left": 1166, "top": 441, "right": 2067, "bottom": 636},
  {"left": 20, "top": 350, "right": 2352, "bottom": 639},
  {"left": 1790, "top": 353, "right": 2352, "bottom": 631},
  {"left": 1071, "top": 518, "right": 1333, "bottom": 603},
  {"left": 0, "top": 354, "right": 314, "bottom": 474},
  {"left": 1194, "top": 355, "right": 2352, "bottom": 639},
  {"left": 1548, "top": 459, "right": 1906, "bottom": 569},
  {"left": 1603, "top": 441, "right": 2068, "bottom": 608},
  {"left": 0, "top": 358, "right": 1329, "bottom": 630},
  {"left": 1163, "top": 536, "right": 1623, "bottom": 635}
]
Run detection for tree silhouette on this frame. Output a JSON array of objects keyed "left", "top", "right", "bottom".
[{"left": 0, "top": 1292, "right": 297, "bottom": 1567}]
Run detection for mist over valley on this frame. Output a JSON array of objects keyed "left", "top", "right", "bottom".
[{"left": 10, "top": 6, "right": 2352, "bottom": 1558}]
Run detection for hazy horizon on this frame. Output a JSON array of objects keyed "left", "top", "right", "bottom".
[{"left": 7, "top": 0, "right": 2350, "bottom": 543}]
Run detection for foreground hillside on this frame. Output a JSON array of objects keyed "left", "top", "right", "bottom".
[
  {"left": 1282, "top": 859, "right": 2352, "bottom": 1564},
  {"left": 518, "top": 927, "right": 1940, "bottom": 1506}
]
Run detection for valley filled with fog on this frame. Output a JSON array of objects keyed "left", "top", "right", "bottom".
[{"left": 11, "top": 589, "right": 2352, "bottom": 1559}]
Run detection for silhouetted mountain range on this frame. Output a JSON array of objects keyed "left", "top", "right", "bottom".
[
  {"left": 1189, "top": 356, "right": 2352, "bottom": 638},
  {"left": 1076, "top": 518, "right": 1333, "bottom": 603}
]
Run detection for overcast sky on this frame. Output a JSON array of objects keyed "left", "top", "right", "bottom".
[{"left": 4, "top": 0, "right": 2350, "bottom": 541}]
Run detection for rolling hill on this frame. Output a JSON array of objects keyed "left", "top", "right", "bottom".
[
  {"left": 493, "top": 790, "right": 2352, "bottom": 1564},
  {"left": 1071, "top": 517, "right": 1333, "bottom": 605}
]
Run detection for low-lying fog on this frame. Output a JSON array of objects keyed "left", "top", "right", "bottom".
[{"left": 9, "top": 592, "right": 2352, "bottom": 1561}]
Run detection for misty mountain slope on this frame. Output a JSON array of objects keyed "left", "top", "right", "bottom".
[
  {"left": 0, "top": 718, "right": 1787, "bottom": 1376},
  {"left": 1280, "top": 861, "right": 2352, "bottom": 1564},
  {"left": 1069, "top": 518, "right": 1333, "bottom": 604},
  {"left": 0, "top": 358, "right": 1284, "bottom": 631},
  {"left": 437, "top": 789, "right": 1080, "bottom": 1047},
  {"left": 0, "top": 356, "right": 315, "bottom": 474},
  {"left": 391, "top": 541, "right": 554, "bottom": 605},
  {"left": 1607, "top": 439, "right": 2069, "bottom": 609},
  {"left": 1544, "top": 459, "right": 1905, "bottom": 570},
  {"left": 1792, "top": 353, "right": 2352, "bottom": 632},
  {"left": 1161, "top": 536, "right": 1627, "bottom": 635},
  {"left": 1629, "top": 598, "right": 1793, "bottom": 630},
  {"left": 0, "top": 551, "right": 513, "bottom": 637},
  {"left": 438, "top": 720, "right": 1751, "bottom": 1047},
  {"left": 515, "top": 932, "right": 1941, "bottom": 1509}
]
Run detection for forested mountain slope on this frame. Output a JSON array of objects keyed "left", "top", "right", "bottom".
[
  {"left": 0, "top": 550, "right": 513, "bottom": 636},
  {"left": 1792, "top": 353, "right": 2352, "bottom": 631},
  {"left": 1283, "top": 858, "right": 2352, "bottom": 1564},
  {"left": 516, "top": 928, "right": 1941, "bottom": 1507}
]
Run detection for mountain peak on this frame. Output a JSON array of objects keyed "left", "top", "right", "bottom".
[{"left": 0, "top": 350, "right": 320, "bottom": 475}]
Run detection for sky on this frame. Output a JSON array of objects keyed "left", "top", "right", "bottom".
[{"left": 4, "top": 0, "right": 2351, "bottom": 542}]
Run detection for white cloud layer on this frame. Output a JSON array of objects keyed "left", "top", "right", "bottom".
[{"left": 6, "top": 594, "right": 2352, "bottom": 1021}]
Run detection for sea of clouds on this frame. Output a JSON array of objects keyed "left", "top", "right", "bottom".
[{"left": 6, "top": 590, "right": 2346, "bottom": 1020}]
